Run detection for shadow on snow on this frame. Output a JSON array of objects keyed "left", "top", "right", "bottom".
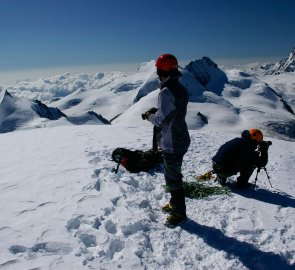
[
  {"left": 181, "top": 220, "right": 294, "bottom": 270},
  {"left": 226, "top": 182, "right": 295, "bottom": 208}
]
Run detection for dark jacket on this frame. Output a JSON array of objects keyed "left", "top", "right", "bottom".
[
  {"left": 212, "top": 137, "right": 268, "bottom": 175},
  {"left": 148, "top": 73, "right": 190, "bottom": 153}
]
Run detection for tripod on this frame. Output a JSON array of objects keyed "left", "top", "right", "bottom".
[{"left": 254, "top": 167, "right": 273, "bottom": 189}]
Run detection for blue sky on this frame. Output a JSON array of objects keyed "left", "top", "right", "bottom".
[{"left": 0, "top": 0, "right": 294, "bottom": 72}]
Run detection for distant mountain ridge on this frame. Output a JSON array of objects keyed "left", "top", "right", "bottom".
[
  {"left": 246, "top": 47, "right": 295, "bottom": 75},
  {"left": 1, "top": 52, "right": 295, "bottom": 140}
]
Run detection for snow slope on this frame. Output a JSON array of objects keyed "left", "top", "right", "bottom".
[
  {"left": 0, "top": 90, "right": 65, "bottom": 133},
  {"left": 0, "top": 90, "right": 109, "bottom": 133},
  {"left": 49, "top": 61, "right": 159, "bottom": 121},
  {"left": 0, "top": 125, "right": 294, "bottom": 270},
  {"left": 259, "top": 73, "right": 295, "bottom": 108},
  {"left": 114, "top": 65, "right": 295, "bottom": 141}
]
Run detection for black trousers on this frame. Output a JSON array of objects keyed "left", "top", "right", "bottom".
[{"left": 212, "top": 161, "right": 255, "bottom": 184}]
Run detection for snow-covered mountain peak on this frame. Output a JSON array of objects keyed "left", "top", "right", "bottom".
[
  {"left": 280, "top": 46, "right": 295, "bottom": 72},
  {"left": 0, "top": 89, "right": 14, "bottom": 104},
  {"left": 244, "top": 47, "right": 295, "bottom": 75},
  {"left": 184, "top": 57, "right": 228, "bottom": 95},
  {"left": 137, "top": 60, "right": 156, "bottom": 73}
]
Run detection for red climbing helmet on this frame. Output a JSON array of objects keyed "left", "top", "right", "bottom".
[{"left": 155, "top": 54, "right": 178, "bottom": 72}]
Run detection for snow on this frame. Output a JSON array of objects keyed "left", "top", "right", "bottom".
[
  {"left": 0, "top": 125, "right": 294, "bottom": 270},
  {"left": 0, "top": 90, "right": 107, "bottom": 133}
]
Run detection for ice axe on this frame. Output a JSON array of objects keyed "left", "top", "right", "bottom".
[{"left": 111, "top": 154, "right": 123, "bottom": 174}]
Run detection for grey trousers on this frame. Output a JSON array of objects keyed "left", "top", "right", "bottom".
[{"left": 163, "top": 152, "right": 186, "bottom": 215}]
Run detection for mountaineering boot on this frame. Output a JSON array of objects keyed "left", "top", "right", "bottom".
[
  {"left": 162, "top": 203, "right": 173, "bottom": 214},
  {"left": 164, "top": 213, "right": 187, "bottom": 228},
  {"left": 235, "top": 181, "right": 250, "bottom": 189}
]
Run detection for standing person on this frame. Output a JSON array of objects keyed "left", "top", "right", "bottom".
[
  {"left": 142, "top": 54, "right": 191, "bottom": 227},
  {"left": 212, "top": 129, "right": 270, "bottom": 188}
]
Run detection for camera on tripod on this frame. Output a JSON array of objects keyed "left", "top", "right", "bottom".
[{"left": 258, "top": 140, "right": 272, "bottom": 153}]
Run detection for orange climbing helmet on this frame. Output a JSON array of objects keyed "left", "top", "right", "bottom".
[{"left": 249, "top": 128, "right": 263, "bottom": 143}]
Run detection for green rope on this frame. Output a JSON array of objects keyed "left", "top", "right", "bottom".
[
  {"left": 183, "top": 181, "right": 231, "bottom": 199},
  {"left": 163, "top": 178, "right": 231, "bottom": 199}
]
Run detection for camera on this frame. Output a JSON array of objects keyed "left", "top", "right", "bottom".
[
  {"left": 141, "top": 112, "right": 149, "bottom": 120},
  {"left": 141, "top": 107, "right": 157, "bottom": 120},
  {"left": 258, "top": 140, "right": 272, "bottom": 152}
]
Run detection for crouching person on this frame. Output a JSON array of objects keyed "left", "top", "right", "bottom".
[
  {"left": 142, "top": 54, "right": 190, "bottom": 227},
  {"left": 212, "top": 129, "right": 270, "bottom": 189}
]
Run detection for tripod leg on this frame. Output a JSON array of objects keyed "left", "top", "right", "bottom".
[
  {"left": 254, "top": 168, "right": 260, "bottom": 189},
  {"left": 263, "top": 167, "right": 273, "bottom": 188}
]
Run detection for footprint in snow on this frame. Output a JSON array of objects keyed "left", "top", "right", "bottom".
[
  {"left": 9, "top": 241, "right": 73, "bottom": 255},
  {"left": 120, "top": 221, "right": 149, "bottom": 237},
  {"left": 86, "top": 151, "right": 99, "bottom": 157},
  {"left": 66, "top": 215, "right": 84, "bottom": 232},
  {"left": 121, "top": 176, "right": 139, "bottom": 188},
  {"left": 92, "top": 169, "right": 101, "bottom": 179},
  {"left": 78, "top": 233, "right": 97, "bottom": 248},
  {"left": 105, "top": 220, "right": 117, "bottom": 234},
  {"left": 105, "top": 239, "right": 125, "bottom": 259},
  {"left": 66, "top": 215, "right": 102, "bottom": 232},
  {"left": 89, "top": 156, "right": 101, "bottom": 165},
  {"left": 81, "top": 169, "right": 101, "bottom": 191}
]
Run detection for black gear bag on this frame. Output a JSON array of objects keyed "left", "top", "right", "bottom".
[{"left": 111, "top": 148, "right": 163, "bottom": 173}]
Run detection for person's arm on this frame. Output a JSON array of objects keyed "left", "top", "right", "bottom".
[{"left": 148, "top": 88, "right": 176, "bottom": 127}]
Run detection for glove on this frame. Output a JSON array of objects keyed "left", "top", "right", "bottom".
[{"left": 148, "top": 107, "right": 157, "bottom": 114}]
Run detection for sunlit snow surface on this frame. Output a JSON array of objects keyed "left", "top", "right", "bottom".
[{"left": 0, "top": 125, "right": 294, "bottom": 270}]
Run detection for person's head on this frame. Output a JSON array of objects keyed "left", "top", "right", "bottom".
[
  {"left": 155, "top": 54, "right": 178, "bottom": 81},
  {"left": 241, "top": 128, "right": 263, "bottom": 143}
]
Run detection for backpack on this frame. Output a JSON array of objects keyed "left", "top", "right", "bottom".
[{"left": 111, "top": 148, "right": 163, "bottom": 173}]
